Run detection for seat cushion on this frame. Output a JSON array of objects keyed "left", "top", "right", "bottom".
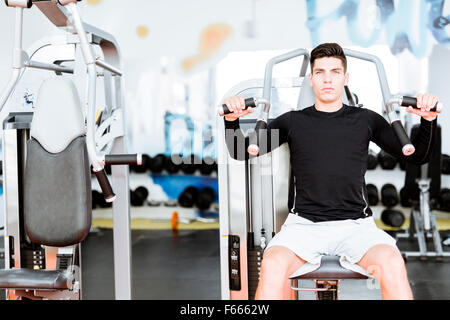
[
  {"left": 290, "top": 255, "right": 368, "bottom": 280},
  {"left": 0, "top": 269, "right": 73, "bottom": 289}
]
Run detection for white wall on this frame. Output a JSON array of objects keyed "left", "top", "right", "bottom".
[
  {"left": 428, "top": 45, "right": 450, "bottom": 155},
  {"left": 0, "top": 0, "right": 448, "bottom": 155}
]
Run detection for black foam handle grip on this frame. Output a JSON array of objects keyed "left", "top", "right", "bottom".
[
  {"left": 221, "top": 98, "right": 257, "bottom": 115},
  {"left": 391, "top": 120, "right": 415, "bottom": 156},
  {"left": 247, "top": 120, "right": 268, "bottom": 155},
  {"left": 94, "top": 169, "right": 116, "bottom": 202},
  {"left": 400, "top": 96, "right": 440, "bottom": 112},
  {"left": 105, "top": 154, "right": 140, "bottom": 166}
]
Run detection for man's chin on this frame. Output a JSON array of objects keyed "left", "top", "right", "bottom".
[{"left": 317, "top": 95, "right": 339, "bottom": 103}]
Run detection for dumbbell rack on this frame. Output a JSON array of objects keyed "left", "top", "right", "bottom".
[{"left": 396, "top": 164, "right": 450, "bottom": 260}]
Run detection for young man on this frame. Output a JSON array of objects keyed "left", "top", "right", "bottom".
[{"left": 223, "top": 43, "right": 441, "bottom": 300}]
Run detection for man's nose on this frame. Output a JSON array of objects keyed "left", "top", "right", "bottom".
[{"left": 323, "top": 72, "right": 332, "bottom": 83}]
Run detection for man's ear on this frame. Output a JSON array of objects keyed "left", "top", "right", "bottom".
[
  {"left": 344, "top": 72, "right": 349, "bottom": 86},
  {"left": 308, "top": 73, "right": 313, "bottom": 86}
]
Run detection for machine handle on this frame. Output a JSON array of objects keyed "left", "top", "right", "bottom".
[
  {"left": 105, "top": 153, "right": 142, "bottom": 166},
  {"left": 219, "top": 98, "right": 257, "bottom": 116},
  {"left": 400, "top": 96, "right": 442, "bottom": 113},
  {"left": 94, "top": 169, "right": 116, "bottom": 203},
  {"left": 247, "top": 120, "right": 268, "bottom": 156},
  {"left": 391, "top": 120, "right": 415, "bottom": 156}
]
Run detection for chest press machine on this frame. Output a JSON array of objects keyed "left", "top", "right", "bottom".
[
  {"left": 217, "top": 48, "right": 435, "bottom": 300},
  {"left": 0, "top": 0, "right": 140, "bottom": 300}
]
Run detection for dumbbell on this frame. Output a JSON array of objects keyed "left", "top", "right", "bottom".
[
  {"left": 92, "top": 190, "right": 100, "bottom": 209},
  {"left": 180, "top": 154, "right": 201, "bottom": 175},
  {"left": 381, "top": 184, "right": 399, "bottom": 207},
  {"left": 148, "top": 154, "right": 166, "bottom": 173},
  {"left": 381, "top": 209, "right": 405, "bottom": 228},
  {"left": 165, "top": 154, "right": 182, "bottom": 174},
  {"left": 178, "top": 186, "right": 199, "bottom": 208},
  {"left": 130, "top": 186, "right": 149, "bottom": 206},
  {"left": 377, "top": 150, "right": 397, "bottom": 170},
  {"left": 442, "top": 154, "right": 450, "bottom": 175},
  {"left": 367, "top": 153, "right": 378, "bottom": 170},
  {"left": 199, "top": 157, "right": 216, "bottom": 176},
  {"left": 439, "top": 188, "right": 450, "bottom": 212},
  {"left": 195, "top": 186, "right": 216, "bottom": 211},
  {"left": 399, "top": 187, "right": 412, "bottom": 208},
  {"left": 366, "top": 184, "right": 379, "bottom": 206}
]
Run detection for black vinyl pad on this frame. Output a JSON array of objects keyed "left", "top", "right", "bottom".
[
  {"left": 291, "top": 255, "right": 368, "bottom": 280},
  {"left": 0, "top": 269, "right": 73, "bottom": 289},
  {"left": 23, "top": 136, "right": 92, "bottom": 247}
]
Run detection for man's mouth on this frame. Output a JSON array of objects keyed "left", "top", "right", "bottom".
[{"left": 321, "top": 87, "right": 334, "bottom": 91}]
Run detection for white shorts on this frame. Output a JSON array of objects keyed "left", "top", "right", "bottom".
[{"left": 266, "top": 213, "right": 398, "bottom": 278}]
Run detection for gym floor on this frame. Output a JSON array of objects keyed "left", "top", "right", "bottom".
[{"left": 81, "top": 227, "right": 450, "bottom": 300}]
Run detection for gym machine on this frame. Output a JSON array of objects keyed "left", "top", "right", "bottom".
[
  {"left": 396, "top": 124, "right": 450, "bottom": 260},
  {"left": 217, "top": 47, "right": 438, "bottom": 300},
  {"left": 0, "top": 0, "right": 140, "bottom": 299}
]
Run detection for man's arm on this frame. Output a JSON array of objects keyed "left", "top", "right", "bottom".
[
  {"left": 369, "top": 111, "right": 437, "bottom": 165},
  {"left": 369, "top": 93, "right": 441, "bottom": 165},
  {"left": 222, "top": 96, "right": 291, "bottom": 161}
]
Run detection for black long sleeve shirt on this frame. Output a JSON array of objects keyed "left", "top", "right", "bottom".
[{"left": 224, "top": 104, "right": 437, "bottom": 222}]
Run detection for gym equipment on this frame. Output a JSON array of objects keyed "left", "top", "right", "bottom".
[
  {"left": 92, "top": 189, "right": 112, "bottom": 209},
  {"left": 377, "top": 150, "right": 397, "bottom": 170},
  {"left": 442, "top": 154, "right": 450, "bottom": 175},
  {"left": 381, "top": 184, "right": 399, "bottom": 207},
  {"left": 0, "top": 0, "right": 139, "bottom": 299},
  {"left": 148, "top": 154, "right": 167, "bottom": 174},
  {"left": 199, "top": 157, "right": 217, "bottom": 176},
  {"left": 132, "top": 154, "right": 151, "bottom": 173},
  {"left": 439, "top": 189, "right": 450, "bottom": 212},
  {"left": 180, "top": 154, "right": 201, "bottom": 175},
  {"left": 130, "top": 186, "right": 149, "bottom": 207},
  {"left": 400, "top": 187, "right": 413, "bottom": 208},
  {"left": 381, "top": 209, "right": 405, "bottom": 228},
  {"left": 217, "top": 48, "right": 410, "bottom": 300},
  {"left": 399, "top": 158, "right": 407, "bottom": 171},
  {"left": 178, "top": 186, "right": 199, "bottom": 208},
  {"left": 366, "top": 184, "right": 379, "bottom": 206},
  {"left": 403, "top": 125, "right": 442, "bottom": 204},
  {"left": 195, "top": 187, "right": 216, "bottom": 211},
  {"left": 396, "top": 124, "right": 450, "bottom": 259},
  {"left": 367, "top": 151, "right": 378, "bottom": 170},
  {"left": 165, "top": 154, "right": 182, "bottom": 174}
]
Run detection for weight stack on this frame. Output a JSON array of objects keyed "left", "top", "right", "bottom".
[
  {"left": 247, "top": 248, "right": 263, "bottom": 300},
  {"left": 403, "top": 124, "right": 441, "bottom": 204},
  {"left": 21, "top": 247, "right": 46, "bottom": 270}
]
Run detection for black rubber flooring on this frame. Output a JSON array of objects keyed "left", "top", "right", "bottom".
[
  {"left": 81, "top": 228, "right": 450, "bottom": 300},
  {"left": 81, "top": 229, "right": 221, "bottom": 300}
]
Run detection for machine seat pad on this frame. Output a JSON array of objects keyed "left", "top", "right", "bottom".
[
  {"left": 290, "top": 256, "right": 368, "bottom": 280},
  {"left": 0, "top": 269, "right": 73, "bottom": 289}
]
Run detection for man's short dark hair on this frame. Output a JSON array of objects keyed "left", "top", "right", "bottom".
[{"left": 310, "top": 43, "right": 347, "bottom": 73}]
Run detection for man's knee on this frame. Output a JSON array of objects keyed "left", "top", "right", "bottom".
[
  {"left": 365, "top": 245, "right": 407, "bottom": 280},
  {"left": 260, "top": 246, "right": 296, "bottom": 277}
]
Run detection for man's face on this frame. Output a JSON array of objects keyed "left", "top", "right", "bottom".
[{"left": 309, "top": 57, "right": 349, "bottom": 105}]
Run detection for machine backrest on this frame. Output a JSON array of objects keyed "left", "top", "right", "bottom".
[{"left": 23, "top": 78, "right": 92, "bottom": 247}]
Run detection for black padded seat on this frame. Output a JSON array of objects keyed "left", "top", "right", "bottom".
[
  {"left": 290, "top": 256, "right": 368, "bottom": 280},
  {"left": 0, "top": 269, "right": 73, "bottom": 290}
]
